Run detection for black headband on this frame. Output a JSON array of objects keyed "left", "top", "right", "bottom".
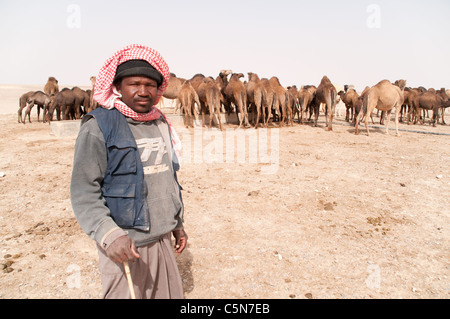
[{"left": 113, "top": 59, "right": 163, "bottom": 86}]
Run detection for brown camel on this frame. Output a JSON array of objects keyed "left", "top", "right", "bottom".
[
  {"left": 297, "top": 85, "right": 316, "bottom": 124},
  {"left": 223, "top": 73, "right": 249, "bottom": 128},
  {"left": 286, "top": 85, "right": 299, "bottom": 126},
  {"left": 315, "top": 76, "right": 337, "bottom": 131},
  {"left": 260, "top": 78, "right": 276, "bottom": 127},
  {"left": 178, "top": 81, "right": 200, "bottom": 128},
  {"left": 269, "top": 76, "right": 289, "bottom": 127},
  {"left": 72, "top": 87, "right": 90, "bottom": 118},
  {"left": 412, "top": 90, "right": 443, "bottom": 127},
  {"left": 162, "top": 73, "right": 186, "bottom": 109},
  {"left": 337, "top": 88, "right": 359, "bottom": 122},
  {"left": 355, "top": 79, "right": 406, "bottom": 136},
  {"left": 197, "top": 77, "right": 223, "bottom": 130},
  {"left": 246, "top": 72, "right": 266, "bottom": 128},
  {"left": 23, "top": 91, "right": 51, "bottom": 123},
  {"left": 18, "top": 91, "right": 34, "bottom": 123},
  {"left": 46, "top": 88, "right": 77, "bottom": 122},
  {"left": 87, "top": 76, "right": 99, "bottom": 113},
  {"left": 215, "top": 71, "right": 233, "bottom": 115},
  {"left": 436, "top": 88, "right": 449, "bottom": 124},
  {"left": 44, "top": 77, "right": 59, "bottom": 96}
]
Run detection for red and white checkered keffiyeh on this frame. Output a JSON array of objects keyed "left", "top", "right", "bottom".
[{"left": 93, "top": 44, "right": 181, "bottom": 157}]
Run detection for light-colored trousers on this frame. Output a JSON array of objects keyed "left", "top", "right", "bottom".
[{"left": 97, "top": 233, "right": 184, "bottom": 299}]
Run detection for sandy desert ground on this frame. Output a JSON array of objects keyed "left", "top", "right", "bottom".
[{"left": 0, "top": 84, "right": 449, "bottom": 299}]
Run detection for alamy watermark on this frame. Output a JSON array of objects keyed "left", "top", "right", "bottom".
[
  {"left": 66, "top": 4, "right": 81, "bottom": 29},
  {"left": 365, "top": 263, "right": 381, "bottom": 290},
  {"left": 176, "top": 125, "right": 279, "bottom": 175},
  {"left": 366, "top": 4, "right": 381, "bottom": 29}
]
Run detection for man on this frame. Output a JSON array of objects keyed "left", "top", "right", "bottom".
[{"left": 70, "top": 44, "right": 187, "bottom": 299}]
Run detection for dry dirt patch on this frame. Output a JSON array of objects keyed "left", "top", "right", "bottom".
[{"left": 0, "top": 111, "right": 449, "bottom": 299}]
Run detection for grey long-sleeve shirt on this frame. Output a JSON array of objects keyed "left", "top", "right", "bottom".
[{"left": 70, "top": 115, "right": 183, "bottom": 249}]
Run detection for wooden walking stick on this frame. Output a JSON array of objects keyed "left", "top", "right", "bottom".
[{"left": 123, "top": 261, "right": 136, "bottom": 299}]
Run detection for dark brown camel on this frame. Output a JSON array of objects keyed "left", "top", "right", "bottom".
[
  {"left": 315, "top": 76, "right": 337, "bottom": 131},
  {"left": 46, "top": 88, "right": 77, "bottom": 122},
  {"left": 412, "top": 91, "right": 443, "bottom": 127}
]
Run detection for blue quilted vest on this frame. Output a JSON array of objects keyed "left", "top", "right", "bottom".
[{"left": 83, "top": 108, "right": 150, "bottom": 231}]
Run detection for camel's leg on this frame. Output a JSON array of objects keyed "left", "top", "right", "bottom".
[
  {"left": 365, "top": 101, "right": 377, "bottom": 136},
  {"left": 394, "top": 107, "right": 401, "bottom": 136},
  {"left": 384, "top": 109, "right": 392, "bottom": 135},
  {"left": 24, "top": 102, "right": 33, "bottom": 123}
]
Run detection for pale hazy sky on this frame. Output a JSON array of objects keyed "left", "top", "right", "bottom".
[{"left": 1, "top": 0, "right": 449, "bottom": 92}]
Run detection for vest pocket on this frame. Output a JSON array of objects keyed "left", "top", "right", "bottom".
[
  {"left": 108, "top": 146, "right": 137, "bottom": 175},
  {"left": 102, "top": 183, "right": 136, "bottom": 228}
]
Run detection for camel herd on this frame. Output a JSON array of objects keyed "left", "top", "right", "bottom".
[
  {"left": 161, "top": 71, "right": 450, "bottom": 136},
  {"left": 18, "top": 73, "right": 450, "bottom": 136},
  {"left": 17, "top": 76, "right": 97, "bottom": 124}
]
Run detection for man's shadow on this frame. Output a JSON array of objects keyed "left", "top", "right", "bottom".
[{"left": 176, "top": 245, "right": 194, "bottom": 295}]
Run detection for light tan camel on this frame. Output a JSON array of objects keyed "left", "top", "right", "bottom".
[
  {"left": 315, "top": 76, "right": 337, "bottom": 131},
  {"left": 355, "top": 79, "right": 406, "bottom": 136},
  {"left": 88, "top": 76, "right": 99, "bottom": 113},
  {"left": 178, "top": 81, "right": 200, "bottom": 128},
  {"left": 269, "top": 76, "right": 289, "bottom": 127},
  {"left": 197, "top": 77, "right": 223, "bottom": 130},
  {"left": 161, "top": 73, "right": 186, "bottom": 110},
  {"left": 260, "top": 78, "right": 275, "bottom": 127}
]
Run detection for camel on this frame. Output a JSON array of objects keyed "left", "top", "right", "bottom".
[
  {"left": 297, "top": 85, "right": 316, "bottom": 124},
  {"left": 246, "top": 72, "right": 266, "bottom": 128},
  {"left": 260, "top": 78, "right": 276, "bottom": 127},
  {"left": 436, "top": 88, "right": 449, "bottom": 124},
  {"left": 23, "top": 91, "right": 51, "bottom": 123},
  {"left": 355, "top": 79, "right": 406, "bottom": 136},
  {"left": 222, "top": 73, "right": 249, "bottom": 128},
  {"left": 178, "top": 81, "right": 200, "bottom": 128},
  {"left": 286, "top": 85, "right": 298, "bottom": 126},
  {"left": 18, "top": 91, "right": 34, "bottom": 123},
  {"left": 215, "top": 71, "right": 233, "bottom": 115},
  {"left": 337, "top": 88, "right": 359, "bottom": 122},
  {"left": 87, "top": 76, "right": 99, "bottom": 113},
  {"left": 71, "top": 87, "right": 90, "bottom": 119},
  {"left": 315, "top": 76, "right": 337, "bottom": 131},
  {"left": 44, "top": 77, "right": 59, "bottom": 97},
  {"left": 197, "top": 77, "right": 223, "bottom": 130},
  {"left": 269, "top": 77, "right": 289, "bottom": 127},
  {"left": 46, "top": 88, "right": 77, "bottom": 122},
  {"left": 411, "top": 90, "right": 443, "bottom": 127},
  {"left": 162, "top": 73, "right": 186, "bottom": 110}
]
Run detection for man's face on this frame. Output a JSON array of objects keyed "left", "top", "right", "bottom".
[{"left": 116, "top": 76, "right": 159, "bottom": 113}]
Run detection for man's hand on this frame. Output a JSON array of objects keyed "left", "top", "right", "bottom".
[
  {"left": 105, "top": 235, "right": 140, "bottom": 264},
  {"left": 172, "top": 229, "right": 188, "bottom": 255}
]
